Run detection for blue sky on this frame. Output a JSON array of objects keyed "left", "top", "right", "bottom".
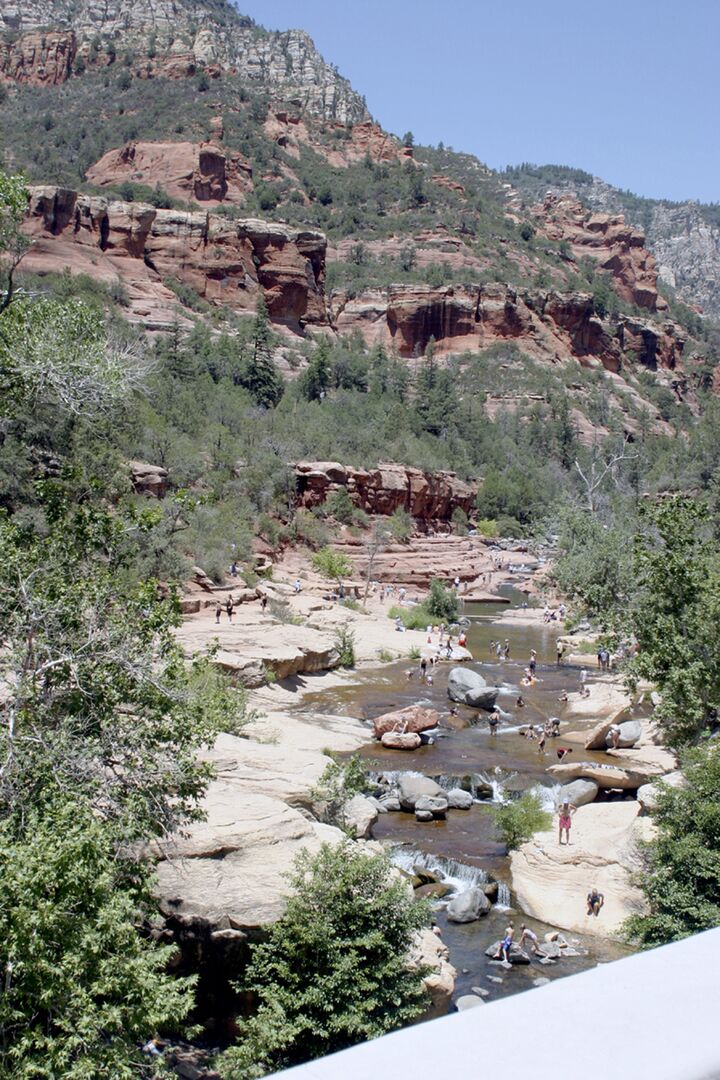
[{"left": 238, "top": 0, "right": 718, "bottom": 203}]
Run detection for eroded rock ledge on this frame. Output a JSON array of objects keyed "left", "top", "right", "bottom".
[{"left": 22, "top": 185, "right": 327, "bottom": 330}]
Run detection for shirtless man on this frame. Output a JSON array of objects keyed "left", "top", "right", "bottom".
[{"left": 558, "top": 799, "right": 576, "bottom": 845}]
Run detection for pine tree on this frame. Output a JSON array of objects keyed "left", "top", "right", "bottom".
[
  {"left": 243, "top": 296, "right": 284, "bottom": 409},
  {"left": 301, "top": 337, "right": 332, "bottom": 401}
]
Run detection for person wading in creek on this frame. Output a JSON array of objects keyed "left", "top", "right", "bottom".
[
  {"left": 558, "top": 799, "right": 576, "bottom": 845},
  {"left": 488, "top": 707, "right": 501, "bottom": 736}
]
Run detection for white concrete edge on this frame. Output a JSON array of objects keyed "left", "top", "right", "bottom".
[{"left": 269, "top": 928, "right": 720, "bottom": 1080}]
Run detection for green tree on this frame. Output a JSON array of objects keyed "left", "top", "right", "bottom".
[
  {"left": 623, "top": 498, "right": 720, "bottom": 745},
  {"left": 217, "top": 843, "right": 430, "bottom": 1078},
  {"left": 0, "top": 495, "right": 243, "bottom": 836},
  {"left": 491, "top": 793, "right": 552, "bottom": 850},
  {"left": 0, "top": 170, "right": 28, "bottom": 312},
  {"left": 311, "top": 546, "right": 352, "bottom": 586},
  {"left": 243, "top": 297, "right": 283, "bottom": 409},
  {"left": 426, "top": 577, "right": 458, "bottom": 622},
  {"left": 0, "top": 799, "right": 195, "bottom": 1078},
  {"left": 625, "top": 746, "right": 720, "bottom": 946},
  {"left": 301, "top": 337, "right": 332, "bottom": 402}
]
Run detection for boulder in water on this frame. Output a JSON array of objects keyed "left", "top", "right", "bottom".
[
  {"left": 378, "top": 795, "right": 401, "bottom": 811},
  {"left": 446, "top": 787, "right": 474, "bottom": 810},
  {"left": 605, "top": 719, "right": 642, "bottom": 748},
  {"left": 372, "top": 705, "right": 440, "bottom": 739},
  {"left": 415, "top": 882, "right": 453, "bottom": 900},
  {"left": 472, "top": 775, "right": 495, "bottom": 800},
  {"left": 381, "top": 731, "right": 421, "bottom": 751},
  {"left": 447, "top": 667, "right": 499, "bottom": 710},
  {"left": 484, "top": 942, "right": 531, "bottom": 964},
  {"left": 415, "top": 794, "right": 448, "bottom": 818},
  {"left": 398, "top": 774, "right": 445, "bottom": 811},
  {"left": 415, "top": 810, "right": 434, "bottom": 822},
  {"left": 446, "top": 887, "right": 491, "bottom": 923},
  {"left": 456, "top": 995, "right": 485, "bottom": 1010},
  {"left": 482, "top": 881, "right": 499, "bottom": 901},
  {"left": 558, "top": 779, "right": 599, "bottom": 808}
]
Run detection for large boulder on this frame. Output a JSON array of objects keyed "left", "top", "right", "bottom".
[
  {"left": 415, "top": 794, "right": 448, "bottom": 818},
  {"left": 636, "top": 769, "right": 685, "bottom": 813},
  {"left": 558, "top": 779, "right": 599, "bottom": 808},
  {"left": 547, "top": 761, "right": 650, "bottom": 790},
  {"left": 446, "top": 887, "right": 491, "bottom": 923},
  {"left": 342, "top": 795, "right": 378, "bottom": 839},
  {"left": 446, "top": 787, "right": 474, "bottom": 810},
  {"left": 584, "top": 718, "right": 616, "bottom": 751},
  {"left": 408, "top": 927, "right": 457, "bottom": 1021},
  {"left": 605, "top": 719, "right": 642, "bottom": 748},
  {"left": 372, "top": 705, "right": 440, "bottom": 739},
  {"left": 381, "top": 731, "right": 421, "bottom": 751},
  {"left": 447, "top": 667, "right": 499, "bottom": 710},
  {"left": 398, "top": 774, "right": 445, "bottom": 810}
]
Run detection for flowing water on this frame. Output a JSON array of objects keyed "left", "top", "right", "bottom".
[{"left": 301, "top": 582, "right": 633, "bottom": 1002}]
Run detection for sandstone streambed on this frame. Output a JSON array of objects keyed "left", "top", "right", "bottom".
[{"left": 300, "top": 589, "right": 649, "bottom": 1002}]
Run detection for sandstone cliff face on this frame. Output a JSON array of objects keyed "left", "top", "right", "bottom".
[
  {"left": 85, "top": 141, "right": 253, "bottom": 206},
  {"left": 534, "top": 193, "right": 665, "bottom": 312},
  {"left": 294, "top": 461, "right": 477, "bottom": 521},
  {"left": 0, "top": 28, "right": 75, "bottom": 84},
  {"left": 264, "top": 111, "right": 412, "bottom": 168},
  {"left": 0, "top": 1, "right": 369, "bottom": 122},
  {"left": 330, "top": 281, "right": 685, "bottom": 377},
  {"left": 511, "top": 173, "right": 720, "bottom": 320},
  {"left": 23, "top": 185, "right": 327, "bottom": 329}
]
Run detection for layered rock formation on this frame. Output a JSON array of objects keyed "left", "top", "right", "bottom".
[
  {"left": 0, "top": 28, "right": 75, "bottom": 84},
  {"left": 0, "top": 1, "right": 369, "bottom": 122},
  {"left": 22, "top": 185, "right": 327, "bottom": 329},
  {"left": 86, "top": 141, "right": 253, "bottom": 205},
  {"left": 293, "top": 460, "right": 477, "bottom": 521},
  {"left": 331, "top": 281, "right": 685, "bottom": 375},
  {"left": 534, "top": 193, "right": 666, "bottom": 312},
  {"left": 264, "top": 111, "right": 413, "bottom": 168},
  {"left": 509, "top": 171, "right": 720, "bottom": 319}
]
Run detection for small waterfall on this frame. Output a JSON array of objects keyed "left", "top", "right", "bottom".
[
  {"left": 390, "top": 847, "right": 489, "bottom": 892},
  {"left": 527, "top": 782, "right": 561, "bottom": 812},
  {"left": 495, "top": 882, "right": 512, "bottom": 909}
]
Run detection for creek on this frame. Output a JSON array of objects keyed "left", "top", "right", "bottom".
[{"left": 301, "top": 583, "right": 634, "bottom": 1003}]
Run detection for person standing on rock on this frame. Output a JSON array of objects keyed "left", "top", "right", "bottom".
[
  {"left": 215, "top": 601, "right": 222, "bottom": 625},
  {"left": 558, "top": 799, "right": 576, "bottom": 845},
  {"left": 226, "top": 595, "right": 234, "bottom": 622},
  {"left": 260, "top": 593, "right": 268, "bottom": 613},
  {"left": 587, "top": 888, "right": 604, "bottom": 917},
  {"left": 495, "top": 924, "right": 515, "bottom": 964}
]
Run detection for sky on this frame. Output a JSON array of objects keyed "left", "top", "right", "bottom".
[{"left": 238, "top": 0, "right": 719, "bottom": 204}]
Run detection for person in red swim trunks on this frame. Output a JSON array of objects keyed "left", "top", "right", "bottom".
[{"left": 558, "top": 799, "right": 576, "bottom": 845}]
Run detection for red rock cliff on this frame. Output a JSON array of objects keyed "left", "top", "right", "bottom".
[
  {"left": 534, "top": 193, "right": 666, "bottom": 313},
  {"left": 0, "top": 31, "right": 76, "bottom": 85},
  {"left": 21, "top": 185, "right": 327, "bottom": 330},
  {"left": 294, "top": 461, "right": 477, "bottom": 521},
  {"left": 86, "top": 141, "right": 253, "bottom": 206}
]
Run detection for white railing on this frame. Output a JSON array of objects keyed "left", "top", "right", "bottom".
[{"left": 270, "top": 928, "right": 720, "bottom": 1080}]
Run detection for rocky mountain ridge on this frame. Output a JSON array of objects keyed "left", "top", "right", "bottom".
[
  {"left": 506, "top": 167, "right": 720, "bottom": 320},
  {"left": 0, "top": 0, "right": 368, "bottom": 122}
]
